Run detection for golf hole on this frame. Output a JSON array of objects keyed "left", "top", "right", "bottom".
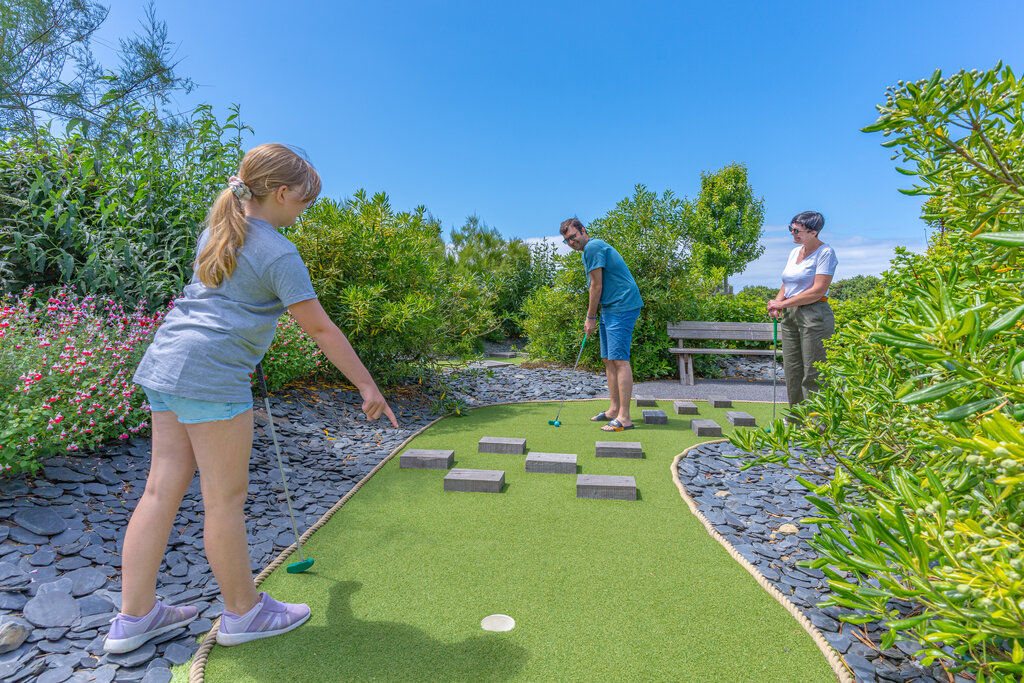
[{"left": 481, "top": 614, "right": 515, "bottom": 632}]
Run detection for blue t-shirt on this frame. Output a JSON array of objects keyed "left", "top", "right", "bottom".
[
  {"left": 581, "top": 238, "right": 643, "bottom": 313},
  {"left": 134, "top": 218, "right": 318, "bottom": 403}
]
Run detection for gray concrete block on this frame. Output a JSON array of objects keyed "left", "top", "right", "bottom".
[
  {"left": 726, "top": 411, "right": 757, "bottom": 427},
  {"left": 642, "top": 409, "right": 667, "bottom": 425},
  {"left": 577, "top": 474, "right": 637, "bottom": 501},
  {"left": 673, "top": 400, "right": 698, "bottom": 415},
  {"left": 525, "top": 452, "right": 577, "bottom": 474},
  {"left": 478, "top": 437, "right": 526, "bottom": 454},
  {"left": 634, "top": 395, "right": 657, "bottom": 407},
  {"left": 491, "top": 351, "right": 517, "bottom": 358},
  {"left": 708, "top": 396, "right": 732, "bottom": 408},
  {"left": 400, "top": 449, "right": 454, "bottom": 469},
  {"left": 690, "top": 419, "right": 722, "bottom": 437},
  {"left": 595, "top": 441, "right": 643, "bottom": 459},
  {"left": 444, "top": 469, "right": 505, "bottom": 493}
]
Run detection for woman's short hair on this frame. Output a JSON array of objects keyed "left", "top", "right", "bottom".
[{"left": 791, "top": 211, "right": 824, "bottom": 233}]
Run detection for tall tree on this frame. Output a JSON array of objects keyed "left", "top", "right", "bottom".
[
  {"left": 687, "top": 162, "right": 765, "bottom": 292},
  {"left": 0, "top": 0, "right": 192, "bottom": 135}
]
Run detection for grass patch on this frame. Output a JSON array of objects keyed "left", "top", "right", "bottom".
[{"left": 201, "top": 399, "right": 833, "bottom": 682}]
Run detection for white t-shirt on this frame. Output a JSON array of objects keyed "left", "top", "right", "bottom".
[{"left": 782, "top": 243, "right": 838, "bottom": 298}]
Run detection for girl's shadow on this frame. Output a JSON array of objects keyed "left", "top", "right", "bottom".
[{"left": 214, "top": 580, "right": 529, "bottom": 682}]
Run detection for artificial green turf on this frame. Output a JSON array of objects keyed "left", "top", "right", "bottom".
[{"left": 203, "top": 400, "right": 834, "bottom": 682}]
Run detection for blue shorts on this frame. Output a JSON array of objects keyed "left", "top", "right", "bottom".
[
  {"left": 142, "top": 387, "right": 252, "bottom": 424},
  {"left": 598, "top": 308, "right": 641, "bottom": 361}
]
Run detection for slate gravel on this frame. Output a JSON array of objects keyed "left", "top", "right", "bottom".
[
  {"left": 680, "top": 441, "right": 961, "bottom": 683},
  {"left": 0, "top": 365, "right": 954, "bottom": 681}
]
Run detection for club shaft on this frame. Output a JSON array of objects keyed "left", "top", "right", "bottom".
[
  {"left": 552, "top": 333, "right": 587, "bottom": 423},
  {"left": 772, "top": 319, "right": 778, "bottom": 422},
  {"left": 256, "top": 363, "right": 305, "bottom": 561}
]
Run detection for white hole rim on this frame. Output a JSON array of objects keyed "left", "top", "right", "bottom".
[{"left": 480, "top": 614, "right": 515, "bottom": 632}]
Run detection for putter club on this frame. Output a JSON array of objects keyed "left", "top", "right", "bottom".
[
  {"left": 255, "top": 362, "right": 314, "bottom": 574},
  {"left": 771, "top": 317, "right": 778, "bottom": 430},
  {"left": 548, "top": 332, "right": 588, "bottom": 426}
]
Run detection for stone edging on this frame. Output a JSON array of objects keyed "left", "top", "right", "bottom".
[{"left": 671, "top": 439, "right": 853, "bottom": 683}]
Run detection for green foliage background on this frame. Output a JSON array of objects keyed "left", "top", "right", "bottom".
[
  {"left": 446, "top": 215, "right": 558, "bottom": 338},
  {"left": 286, "top": 193, "right": 498, "bottom": 385},
  {"left": 731, "top": 64, "right": 1024, "bottom": 680},
  {"left": 0, "top": 104, "right": 247, "bottom": 308}
]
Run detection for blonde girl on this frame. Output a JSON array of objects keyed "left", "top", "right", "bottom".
[{"left": 104, "top": 143, "right": 397, "bottom": 653}]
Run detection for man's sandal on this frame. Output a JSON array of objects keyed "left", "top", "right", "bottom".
[
  {"left": 590, "top": 412, "right": 614, "bottom": 422},
  {"left": 601, "top": 418, "right": 635, "bottom": 432}
]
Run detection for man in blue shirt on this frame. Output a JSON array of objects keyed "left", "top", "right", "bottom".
[{"left": 560, "top": 218, "right": 644, "bottom": 431}]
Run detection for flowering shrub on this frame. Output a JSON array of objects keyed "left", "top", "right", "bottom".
[
  {"left": 0, "top": 288, "right": 164, "bottom": 474},
  {"left": 257, "top": 313, "right": 330, "bottom": 393}
]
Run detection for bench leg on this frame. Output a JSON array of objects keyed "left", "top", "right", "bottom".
[{"left": 678, "top": 354, "right": 694, "bottom": 385}]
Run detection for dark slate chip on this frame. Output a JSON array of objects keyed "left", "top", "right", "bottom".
[
  {"left": 103, "top": 641, "right": 156, "bottom": 668},
  {"left": 23, "top": 591, "right": 80, "bottom": 628}
]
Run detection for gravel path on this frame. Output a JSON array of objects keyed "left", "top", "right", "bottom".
[{"left": 0, "top": 363, "right": 952, "bottom": 682}]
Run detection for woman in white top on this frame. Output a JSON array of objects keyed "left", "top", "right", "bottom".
[{"left": 766, "top": 211, "right": 838, "bottom": 407}]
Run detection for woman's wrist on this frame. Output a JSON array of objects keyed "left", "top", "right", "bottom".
[{"left": 586, "top": 315, "right": 598, "bottom": 319}]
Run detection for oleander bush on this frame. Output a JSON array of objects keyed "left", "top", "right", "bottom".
[
  {"left": 0, "top": 288, "right": 164, "bottom": 474},
  {"left": 287, "top": 192, "right": 498, "bottom": 385},
  {"left": 730, "top": 64, "right": 1024, "bottom": 680},
  {"left": 0, "top": 104, "right": 248, "bottom": 309}
]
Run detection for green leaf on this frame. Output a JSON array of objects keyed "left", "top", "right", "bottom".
[
  {"left": 887, "top": 613, "right": 931, "bottom": 630},
  {"left": 935, "top": 397, "right": 1003, "bottom": 422},
  {"left": 975, "top": 232, "right": 1024, "bottom": 247},
  {"left": 982, "top": 304, "right": 1024, "bottom": 339},
  {"left": 898, "top": 379, "right": 974, "bottom": 404},
  {"left": 869, "top": 332, "right": 936, "bottom": 351}
]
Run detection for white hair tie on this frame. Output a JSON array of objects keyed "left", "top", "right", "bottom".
[{"left": 227, "top": 176, "right": 252, "bottom": 200}]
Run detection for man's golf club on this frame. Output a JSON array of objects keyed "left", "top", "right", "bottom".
[
  {"left": 548, "top": 333, "right": 587, "bottom": 427},
  {"left": 255, "top": 361, "right": 314, "bottom": 573}
]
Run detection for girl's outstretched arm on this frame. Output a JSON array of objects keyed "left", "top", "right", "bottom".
[{"left": 287, "top": 298, "right": 399, "bottom": 427}]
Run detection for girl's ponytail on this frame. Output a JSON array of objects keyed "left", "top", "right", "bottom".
[{"left": 197, "top": 188, "right": 248, "bottom": 287}]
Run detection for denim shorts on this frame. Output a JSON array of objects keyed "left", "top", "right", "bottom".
[
  {"left": 142, "top": 386, "right": 253, "bottom": 424},
  {"left": 598, "top": 308, "right": 641, "bottom": 360}
]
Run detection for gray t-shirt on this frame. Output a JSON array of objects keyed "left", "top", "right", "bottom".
[{"left": 134, "top": 218, "right": 317, "bottom": 403}]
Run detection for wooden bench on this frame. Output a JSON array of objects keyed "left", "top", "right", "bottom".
[{"left": 668, "top": 321, "right": 782, "bottom": 385}]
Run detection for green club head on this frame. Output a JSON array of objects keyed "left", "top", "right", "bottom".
[
  {"left": 286, "top": 558, "right": 314, "bottom": 573},
  {"left": 548, "top": 420, "right": 560, "bottom": 426}
]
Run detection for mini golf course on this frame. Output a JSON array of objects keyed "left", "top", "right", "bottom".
[{"left": 195, "top": 399, "right": 836, "bottom": 682}]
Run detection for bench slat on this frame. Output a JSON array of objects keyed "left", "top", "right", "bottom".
[
  {"left": 669, "top": 348, "right": 780, "bottom": 356},
  {"left": 668, "top": 321, "right": 773, "bottom": 332},
  {"left": 668, "top": 329, "right": 773, "bottom": 341}
]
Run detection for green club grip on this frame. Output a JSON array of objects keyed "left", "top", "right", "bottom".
[{"left": 773, "top": 318, "right": 778, "bottom": 344}]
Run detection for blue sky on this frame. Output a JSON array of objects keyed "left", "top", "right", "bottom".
[{"left": 98, "top": 1, "right": 1024, "bottom": 288}]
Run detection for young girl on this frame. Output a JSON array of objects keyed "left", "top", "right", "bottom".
[{"left": 103, "top": 143, "right": 398, "bottom": 653}]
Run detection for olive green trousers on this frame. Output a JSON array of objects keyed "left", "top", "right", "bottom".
[{"left": 779, "top": 301, "right": 835, "bottom": 406}]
